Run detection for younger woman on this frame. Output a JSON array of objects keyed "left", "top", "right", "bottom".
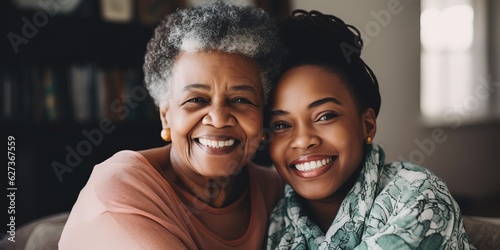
[{"left": 266, "top": 10, "right": 474, "bottom": 249}]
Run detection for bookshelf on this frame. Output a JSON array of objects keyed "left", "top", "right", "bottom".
[{"left": 1, "top": 0, "right": 170, "bottom": 226}]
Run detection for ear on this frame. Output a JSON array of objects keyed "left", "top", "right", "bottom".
[
  {"left": 361, "top": 108, "right": 377, "bottom": 140},
  {"left": 159, "top": 100, "right": 170, "bottom": 129}
]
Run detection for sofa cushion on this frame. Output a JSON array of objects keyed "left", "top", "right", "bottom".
[
  {"left": 0, "top": 212, "right": 69, "bottom": 250},
  {"left": 463, "top": 216, "right": 500, "bottom": 250}
]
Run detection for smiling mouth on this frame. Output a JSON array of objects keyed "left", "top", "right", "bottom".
[
  {"left": 291, "top": 157, "right": 335, "bottom": 172},
  {"left": 198, "top": 138, "right": 236, "bottom": 148}
]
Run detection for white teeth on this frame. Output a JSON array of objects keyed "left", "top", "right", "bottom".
[
  {"left": 199, "top": 138, "right": 235, "bottom": 148},
  {"left": 310, "top": 161, "right": 317, "bottom": 169},
  {"left": 294, "top": 158, "right": 332, "bottom": 172}
]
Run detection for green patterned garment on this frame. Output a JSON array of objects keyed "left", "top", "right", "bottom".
[{"left": 267, "top": 145, "right": 475, "bottom": 250}]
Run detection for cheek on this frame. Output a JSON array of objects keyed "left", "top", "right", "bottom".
[
  {"left": 170, "top": 109, "right": 202, "bottom": 138},
  {"left": 269, "top": 138, "right": 291, "bottom": 181},
  {"left": 269, "top": 136, "right": 286, "bottom": 164},
  {"left": 238, "top": 111, "right": 263, "bottom": 140},
  {"left": 323, "top": 124, "right": 364, "bottom": 164},
  {"left": 323, "top": 120, "right": 364, "bottom": 145}
]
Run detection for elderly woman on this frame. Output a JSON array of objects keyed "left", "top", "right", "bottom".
[{"left": 59, "top": 2, "right": 284, "bottom": 249}]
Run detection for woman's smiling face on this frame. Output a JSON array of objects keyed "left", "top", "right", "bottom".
[
  {"left": 269, "top": 65, "right": 376, "bottom": 200},
  {"left": 162, "top": 51, "right": 264, "bottom": 177}
]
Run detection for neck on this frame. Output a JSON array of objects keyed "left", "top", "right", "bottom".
[
  {"left": 304, "top": 166, "right": 362, "bottom": 233},
  {"left": 176, "top": 168, "right": 248, "bottom": 208},
  {"left": 304, "top": 192, "right": 344, "bottom": 233},
  {"left": 167, "top": 147, "right": 248, "bottom": 208}
]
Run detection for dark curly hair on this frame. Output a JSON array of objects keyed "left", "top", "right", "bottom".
[
  {"left": 277, "top": 10, "right": 381, "bottom": 117},
  {"left": 143, "top": 1, "right": 285, "bottom": 106}
]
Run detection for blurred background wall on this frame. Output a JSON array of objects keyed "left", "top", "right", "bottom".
[{"left": 1, "top": 0, "right": 499, "bottom": 228}]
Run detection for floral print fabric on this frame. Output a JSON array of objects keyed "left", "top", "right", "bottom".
[{"left": 267, "top": 145, "right": 475, "bottom": 250}]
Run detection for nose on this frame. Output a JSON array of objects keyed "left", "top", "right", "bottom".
[
  {"left": 291, "top": 125, "right": 320, "bottom": 151},
  {"left": 202, "top": 106, "right": 237, "bottom": 128}
]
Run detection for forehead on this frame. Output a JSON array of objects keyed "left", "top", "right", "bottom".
[
  {"left": 272, "top": 65, "right": 353, "bottom": 108},
  {"left": 172, "top": 51, "right": 261, "bottom": 87}
]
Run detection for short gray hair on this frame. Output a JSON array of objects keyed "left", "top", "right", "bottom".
[{"left": 143, "top": 1, "right": 285, "bottom": 106}]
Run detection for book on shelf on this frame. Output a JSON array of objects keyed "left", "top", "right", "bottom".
[
  {"left": 96, "top": 67, "right": 125, "bottom": 121},
  {"left": 138, "top": 0, "right": 187, "bottom": 26},
  {"left": 70, "top": 65, "right": 94, "bottom": 122},
  {"left": 31, "top": 67, "right": 44, "bottom": 122},
  {"left": 19, "top": 63, "right": 33, "bottom": 121},
  {"left": 92, "top": 66, "right": 156, "bottom": 122},
  {"left": 123, "top": 69, "right": 140, "bottom": 121},
  {"left": 42, "top": 66, "right": 58, "bottom": 122},
  {"left": 1, "top": 70, "right": 13, "bottom": 120},
  {"left": 100, "top": 0, "right": 134, "bottom": 23},
  {"left": 1, "top": 69, "right": 21, "bottom": 121}
]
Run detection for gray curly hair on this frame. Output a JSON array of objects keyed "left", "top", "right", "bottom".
[{"left": 143, "top": 1, "right": 285, "bottom": 107}]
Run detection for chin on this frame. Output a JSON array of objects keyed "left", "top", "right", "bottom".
[
  {"left": 292, "top": 181, "right": 338, "bottom": 201},
  {"left": 294, "top": 187, "right": 329, "bottom": 200}
]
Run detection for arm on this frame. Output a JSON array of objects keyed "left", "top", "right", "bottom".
[
  {"left": 58, "top": 151, "right": 198, "bottom": 249},
  {"left": 59, "top": 212, "right": 190, "bottom": 250}
]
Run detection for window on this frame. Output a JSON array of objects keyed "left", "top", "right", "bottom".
[{"left": 420, "top": 0, "right": 490, "bottom": 126}]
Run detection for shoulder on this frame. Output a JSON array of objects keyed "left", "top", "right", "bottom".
[
  {"left": 248, "top": 162, "right": 281, "bottom": 179},
  {"left": 137, "top": 145, "right": 170, "bottom": 174},
  {"left": 370, "top": 145, "right": 437, "bottom": 185},
  {"left": 63, "top": 149, "right": 174, "bottom": 229},
  {"left": 85, "top": 149, "right": 171, "bottom": 210},
  {"left": 367, "top": 145, "right": 448, "bottom": 195},
  {"left": 90, "top": 150, "right": 155, "bottom": 185},
  {"left": 377, "top": 146, "right": 453, "bottom": 203},
  {"left": 248, "top": 162, "right": 283, "bottom": 191},
  {"left": 379, "top": 160, "right": 443, "bottom": 186},
  {"left": 247, "top": 162, "right": 284, "bottom": 213},
  {"left": 377, "top": 161, "right": 456, "bottom": 207}
]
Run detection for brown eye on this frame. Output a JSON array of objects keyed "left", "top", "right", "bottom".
[
  {"left": 187, "top": 97, "right": 208, "bottom": 103},
  {"left": 181, "top": 97, "right": 210, "bottom": 110},
  {"left": 182, "top": 97, "right": 209, "bottom": 106},
  {"left": 317, "top": 112, "right": 338, "bottom": 122},
  {"left": 232, "top": 97, "right": 254, "bottom": 105},
  {"left": 271, "top": 121, "right": 291, "bottom": 132}
]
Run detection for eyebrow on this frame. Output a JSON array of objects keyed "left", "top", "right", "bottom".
[
  {"left": 271, "top": 97, "right": 342, "bottom": 116},
  {"left": 229, "top": 85, "right": 258, "bottom": 95},
  {"left": 308, "top": 97, "right": 342, "bottom": 109},
  {"left": 270, "top": 110, "right": 289, "bottom": 116}
]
